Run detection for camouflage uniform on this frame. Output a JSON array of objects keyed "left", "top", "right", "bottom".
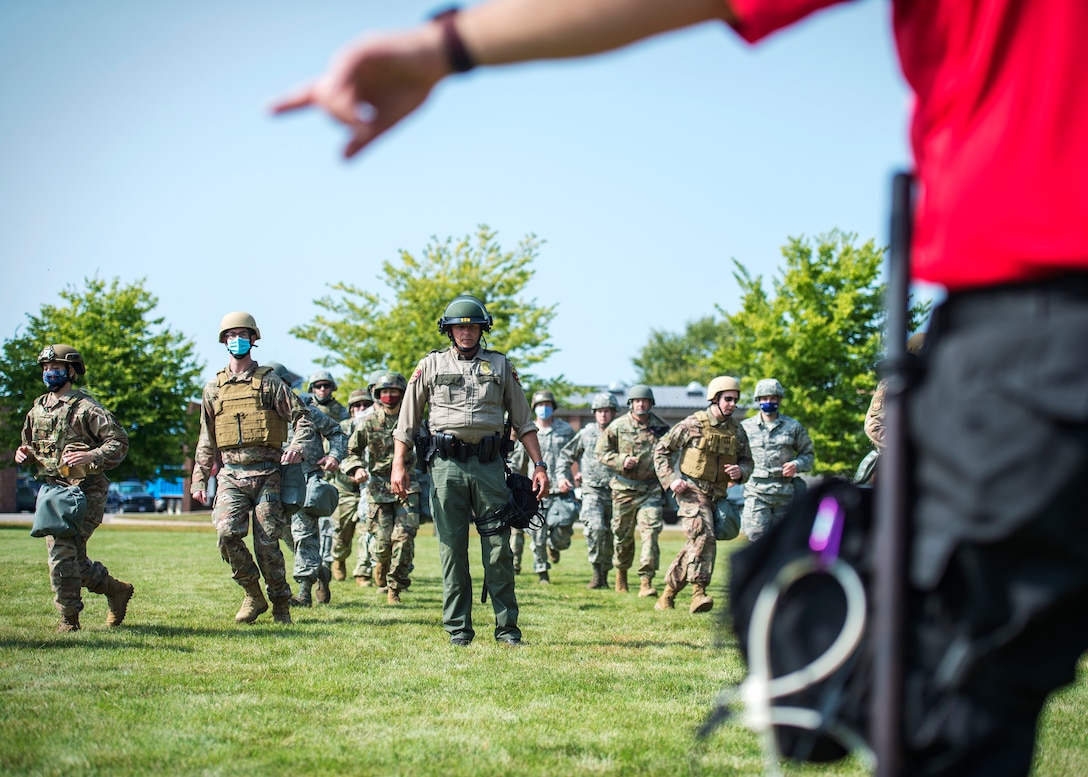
[
  {"left": 557, "top": 421, "right": 614, "bottom": 572},
  {"left": 865, "top": 379, "right": 888, "bottom": 453},
  {"left": 395, "top": 345, "right": 536, "bottom": 645},
  {"left": 287, "top": 397, "right": 347, "bottom": 591},
  {"left": 595, "top": 411, "right": 670, "bottom": 582},
  {"left": 740, "top": 412, "right": 815, "bottom": 541},
  {"left": 512, "top": 419, "right": 576, "bottom": 574},
  {"left": 329, "top": 414, "right": 364, "bottom": 578},
  {"left": 343, "top": 406, "right": 420, "bottom": 594},
  {"left": 21, "top": 388, "right": 129, "bottom": 621},
  {"left": 654, "top": 410, "right": 753, "bottom": 592},
  {"left": 310, "top": 395, "right": 348, "bottom": 568},
  {"left": 192, "top": 364, "right": 316, "bottom": 608}
]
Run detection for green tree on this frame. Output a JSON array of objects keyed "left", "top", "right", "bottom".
[
  {"left": 632, "top": 316, "right": 733, "bottom": 385},
  {"left": 0, "top": 277, "right": 205, "bottom": 481},
  {"left": 292, "top": 225, "right": 561, "bottom": 393},
  {"left": 711, "top": 231, "right": 928, "bottom": 475}
]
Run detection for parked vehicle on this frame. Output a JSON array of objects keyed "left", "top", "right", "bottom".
[
  {"left": 16, "top": 476, "right": 41, "bottom": 513},
  {"left": 148, "top": 477, "right": 186, "bottom": 513},
  {"left": 106, "top": 481, "right": 156, "bottom": 513}
]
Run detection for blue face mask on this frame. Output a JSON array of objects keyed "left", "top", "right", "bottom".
[
  {"left": 226, "top": 336, "right": 251, "bottom": 357},
  {"left": 535, "top": 404, "right": 554, "bottom": 420},
  {"left": 43, "top": 369, "right": 69, "bottom": 391},
  {"left": 760, "top": 401, "right": 780, "bottom": 414}
]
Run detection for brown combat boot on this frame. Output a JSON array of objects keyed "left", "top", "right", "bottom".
[
  {"left": 638, "top": 576, "right": 658, "bottom": 598},
  {"left": 654, "top": 585, "right": 678, "bottom": 611},
  {"left": 331, "top": 559, "right": 347, "bottom": 581},
  {"left": 387, "top": 588, "right": 401, "bottom": 604},
  {"left": 272, "top": 597, "right": 293, "bottom": 624},
  {"left": 690, "top": 583, "right": 714, "bottom": 614},
  {"left": 314, "top": 565, "right": 332, "bottom": 604},
  {"left": 105, "top": 578, "right": 135, "bottom": 627},
  {"left": 548, "top": 547, "right": 560, "bottom": 564},
  {"left": 373, "top": 562, "right": 388, "bottom": 592},
  {"left": 356, "top": 575, "right": 372, "bottom": 587},
  {"left": 57, "top": 613, "right": 81, "bottom": 632},
  {"left": 235, "top": 582, "right": 269, "bottom": 624},
  {"left": 615, "top": 569, "right": 628, "bottom": 593},
  {"left": 586, "top": 565, "right": 603, "bottom": 590}
]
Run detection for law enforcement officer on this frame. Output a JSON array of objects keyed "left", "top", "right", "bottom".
[
  {"left": 343, "top": 372, "right": 419, "bottom": 603},
  {"left": 15, "top": 344, "right": 133, "bottom": 632},
  {"left": 512, "top": 390, "right": 575, "bottom": 584},
  {"left": 391, "top": 294, "right": 548, "bottom": 646},
  {"left": 653, "top": 376, "right": 753, "bottom": 613},
  {"left": 595, "top": 384, "right": 670, "bottom": 596},
  {"left": 740, "top": 378, "right": 815, "bottom": 542},
  {"left": 191, "top": 312, "right": 316, "bottom": 625},
  {"left": 557, "top": 392, "right": 619, "bottom": 589},
  {"left": 265, "top": 363, "right": 347, "bottom": 608}
]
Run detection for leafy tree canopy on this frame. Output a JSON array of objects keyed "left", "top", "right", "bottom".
[
  {"left": 0, "top": 277, "right": 205, "bottom": 480},
  {"left": 709, "top": 230, "right": 929, "bottom": 475},
  {"left": 291, "top": 225, "right": 564, "bottom": 398},
  {"left": 633, "top": 316, "right": 733, "bottom": 386}
]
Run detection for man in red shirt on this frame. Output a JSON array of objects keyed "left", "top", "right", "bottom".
[{"left": 273, "top": 2, "right": 1088, "bottom": 775}]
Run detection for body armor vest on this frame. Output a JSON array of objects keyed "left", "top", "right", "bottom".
[
  {"left": 213, "top": 366, "right": 288, "bottom": 450},
  {"left": 679, "top": 410, "right": 738, "bottom": 483}
]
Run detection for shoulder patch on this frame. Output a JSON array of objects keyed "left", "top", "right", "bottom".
[
  {"left": 409, "top": 359, "right": 425, "bottom": 384},
  {"left": 511, "top": 366, "right": 521, "bottom": 386}
]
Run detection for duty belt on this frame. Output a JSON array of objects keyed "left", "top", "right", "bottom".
[
  {"left": 222, "top": 460, "right": 279, "bottom": 471},
  {"left": 433, "top": 432, "right": 502, "bottom": 463}
]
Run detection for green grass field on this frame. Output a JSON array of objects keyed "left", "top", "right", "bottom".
[{"left": 0, "top": 522, "right": 1084, "bottom": 777}]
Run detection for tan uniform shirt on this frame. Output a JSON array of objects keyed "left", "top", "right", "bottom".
[{"left": 394, "top": 347, "right": 536, "bottom": 446}]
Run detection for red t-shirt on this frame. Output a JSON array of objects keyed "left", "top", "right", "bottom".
[{"left": 728, "top": 0, "right": 1088, "bottom": 291}]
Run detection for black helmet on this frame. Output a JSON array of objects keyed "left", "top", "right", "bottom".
[
  {"left": 437, "top": 294, "right": 493, "bottom": 335},
  {"left": 37, "top": 344, "right": 86, "bottom": 376}
]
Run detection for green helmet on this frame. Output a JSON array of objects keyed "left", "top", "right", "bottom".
[
  {"left": 347, "top": 388, "right": 373, "bottom": 408},
  {"left": 754, "top": 378, "right": 785, "bottom": 399},
  {"left": 437, "top": 294, "right": 493, "bottom": 335},
  {"left": 372, "top": 371, "right": 407, "bottom": 394},
  {"left": 626, "top": 384, "right": 655, "bottom": 404},
  {"left": 308, "top": 370, "right": 337, "bottom": 392},
  {"left": 218, "top": 311, "right": 260, "bottom": 343},
  {"left": 531, "top": 389, "right": 557, "bottom": 408},
  {"left": 591, "top": 392, "right": 619, "bottom": 411},
  {"left": 37, "top": 344, "right": 86, "bottom": 376}
]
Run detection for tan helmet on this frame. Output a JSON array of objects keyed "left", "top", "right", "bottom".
[
  {"left": 591, "top": 392, "right": 620, "bottom": 411},
  {"left": 706, "top": 376, "right": 741, "bottom": 402},
  {"left": 907, "top": 332, "right": 927, "bottom": 355},
  {"left": 37, "top": 344, "right": 86, "bottom": 375},
  {"left": 531, "top": 389, "right": 557, "bottom": 409},
  {"left": 348, "top": 388, "right": 373, "bottom": 408},
  {"left": 218, "top": 311, "right": 261, "bottom": 343},
  {"left": 308, "top": 370, "right": 337, "bottom": 392},
  {"left": 754, "top": 378, "right": 785, "bottom": 399}
]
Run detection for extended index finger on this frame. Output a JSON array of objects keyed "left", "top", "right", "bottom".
[{"left": 270, "top": 84, "right": 316, "bottom": 115}]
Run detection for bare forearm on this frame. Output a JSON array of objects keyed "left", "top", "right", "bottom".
[{"left": 460, "top": 0, "right": 735, "bottom": 66}]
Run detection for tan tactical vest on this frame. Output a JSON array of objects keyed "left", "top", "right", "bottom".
[
  {"left": 679, "top": 410, "right": 738, "bottom": 483},
  {"left": 213, "top": 366, "right": 288, "bottom": 450}
]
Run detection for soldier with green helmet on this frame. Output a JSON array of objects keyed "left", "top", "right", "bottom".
[
  {"left": 191, "top": 312, "right": 317, "bottom": 625},
  {"left": 307, "top": 370, "right": 348, "bottom": 422},
  {"left": 653, "top": 376, "right": 753, "bottom": 613},
  {"left": 304, "top": 369, "right": 348, "bottom": 589},
  {"left": 342, "top": 371, "right": 419, "bottom": 603},
  {"left": 557, "top": 391, "right": 620, "bottom": 589},
  {"left": 594, "top": 384, "right": 670, "bottom": 596},
  {"left": 329, "top": 387, "right": 373, "bottom": 585},
  {"left": 740, "top": 378, "right": 815, "bottom": 542},
  {"left": 392, "top": 294, "right": 549, "bottom": 646},
  {"left": 15, "top": 344, "right": 134, "bottom": 632}
]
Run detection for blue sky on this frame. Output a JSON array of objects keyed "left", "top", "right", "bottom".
[{"left": 0, "top": 0, "right": 914, "bottom": 392}]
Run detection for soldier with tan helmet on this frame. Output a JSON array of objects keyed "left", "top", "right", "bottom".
[
  {"left": 191, "top": 312, "right": 317, "bottom": 625},
  {"left": 15, "top": 344, "right": 133, "bottom": 632},
  {"left": 342, "top": 371, "right": 420, "bottom": 603},
  {"left": 594, "top": 384, "right": 670, "bottom": 597},
  {"left": 557, "top": 391, "right": 620, "bottom": 589},
  {"left": 740, "top": 378, "right": 815, "bottom": 542},
  {"left": 653, "top": 377, "right": 753, "bottom": 613}
]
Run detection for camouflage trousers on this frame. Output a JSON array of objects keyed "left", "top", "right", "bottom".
[
  {"left": 212, "top": 467, "right": 291, "bottom": 601},
  {"left": 367, "top": 495, "right": 420, "bottom": 592},
  {"left": 352, "top": 491, "right": 374, "bottom": 579},
  {"left": 527, "top": 499, "right": 574, "bottom": 573},
  {"left": 289, "top": 511, "right": 323, "bottom": 582},
  {"left": 45, "top": 475, "right": 119, "bottom": 617},
  {"left": 330, "top": 485, "right": 360, "bottom": 563},
  {"left": 663, "top": 487, "right": 716, "bottom": 590},
  {"left": 741, "top": 492, "right": 793, "bottom": 543},
  {"left": 610, "top": 484, "right": 663, "bottom": 577},
  {"left": 580, "top": 484, "right": 614, "bottom": 567}
]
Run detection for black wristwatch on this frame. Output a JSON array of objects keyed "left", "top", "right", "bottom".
[{"left": 533, "top": 461, "right": 547, "bottom": 471}]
